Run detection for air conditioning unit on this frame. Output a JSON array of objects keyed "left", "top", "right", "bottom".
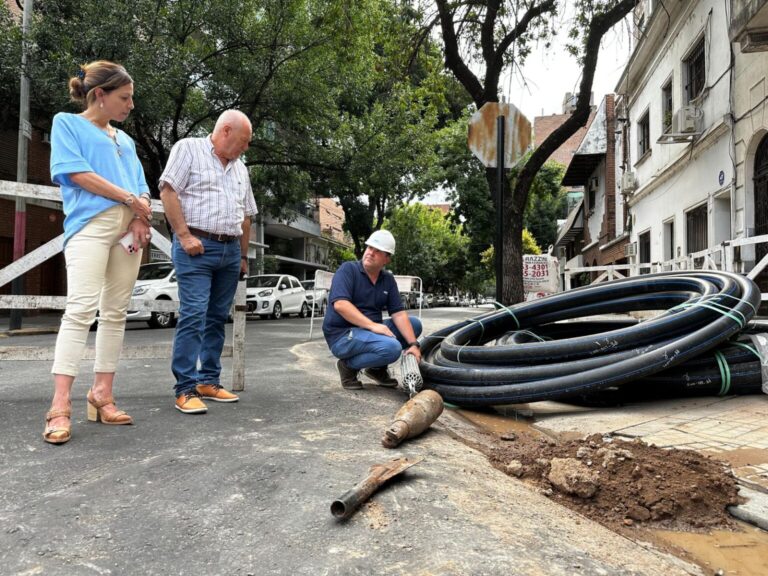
[
  {"left": 624, "top": 242, "right": 638, "bottom": 257},
  {"left": 621, "top": 171, "right": 636, "bottom": 193},
  {"left": 556, "top": 246, "right": 567, "bottom": 259},
  {"left": 674, "top": 105, "right": 699, "bottom": 133},
  {"left": 741, "top": 29, "right": 768, "bottom": 53}
]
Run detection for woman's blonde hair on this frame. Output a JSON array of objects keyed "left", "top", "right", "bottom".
[{"left": 68, "top": 60, "right": 133, "bottom": 109}]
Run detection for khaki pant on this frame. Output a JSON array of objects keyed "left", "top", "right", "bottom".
[{"left": 52, "top": 205, "right": 142, "bottom": 376}]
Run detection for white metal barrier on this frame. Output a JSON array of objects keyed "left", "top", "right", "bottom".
[
  {"left": 307, "top": 268, "right": 422, "bottom": 339},
  {"left": 0, "top": 181, "right": 248, "bottom": 390},
  {"left": 562, "top": 235, "right": 768, "bottom": 303}
]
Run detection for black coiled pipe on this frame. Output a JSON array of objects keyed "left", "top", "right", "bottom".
[{"left": 418, "top": 271, "right": 762, "bottom": 407}]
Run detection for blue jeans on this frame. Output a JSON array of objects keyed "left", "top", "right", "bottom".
[
  {"left": 330, "top": 316, "right": 423, "bottom": 371},
  {"left": 171, "top": 236, "right": 241, "bottom": 396}
]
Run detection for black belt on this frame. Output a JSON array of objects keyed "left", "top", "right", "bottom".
[{"left": 187, "top": 227, "right": 237, "bottom": 243}]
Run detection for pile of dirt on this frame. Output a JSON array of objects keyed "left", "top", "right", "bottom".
[{"left": 486, "top": 432, "right": 742, "bottom": 532}]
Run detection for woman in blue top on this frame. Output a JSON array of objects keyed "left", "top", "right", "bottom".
[{"left": 44, "top": 61, "right": 153, "bottom": 444}]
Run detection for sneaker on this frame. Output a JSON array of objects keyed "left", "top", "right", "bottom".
[
  {"left": 336, "top": 359, "right": 363, "bottom": 390},
  {"left": 196, "top": 383, "right": 239, "bottom": 403},
  {"left": 362, "top": 366, "right": 398, "bottom": 388},
  {"left": 175, "top": 391, "right": 208, "bottom": 414}
]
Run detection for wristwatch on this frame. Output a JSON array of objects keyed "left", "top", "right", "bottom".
[{"left": 407, "top": 341, "right": 420, "bottom": 348}]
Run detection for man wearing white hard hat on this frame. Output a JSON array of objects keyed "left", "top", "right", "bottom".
[{"left": 322, "top": 229, "right": 422, "bottom": 389}]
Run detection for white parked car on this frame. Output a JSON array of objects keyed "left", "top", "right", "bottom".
[
  {"left": 246, "top": 274, "right": 309, "bottom": 319},
  {"left": 127, "top": 262, "right": 178, "bottom": 329},
  {"left": 300, "top": 280, "right": 328, "bottom": 316}
]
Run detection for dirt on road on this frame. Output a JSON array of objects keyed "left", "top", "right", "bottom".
[{"left": 484, "top": 431, "right": 742, "bottom": 532}]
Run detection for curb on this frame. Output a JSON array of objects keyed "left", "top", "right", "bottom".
[{"left": 0, "top": 327, "right": 59, "bottom": 338}]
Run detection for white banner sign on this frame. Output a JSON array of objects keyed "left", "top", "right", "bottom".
[{"left": 523, "top": 253, "right": 560, "bottom": 294}]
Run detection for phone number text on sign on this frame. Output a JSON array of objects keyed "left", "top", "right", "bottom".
[{"left": 523, "top": 254, "right": 559, "bottom": 293}]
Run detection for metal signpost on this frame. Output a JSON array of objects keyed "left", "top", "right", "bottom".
[{"left": 467, "top": 102, "right": 532, "bottom": 303}]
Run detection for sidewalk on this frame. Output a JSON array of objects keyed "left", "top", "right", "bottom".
[{"left": 0, "top": 315, "right": 700, "bottom": 576}]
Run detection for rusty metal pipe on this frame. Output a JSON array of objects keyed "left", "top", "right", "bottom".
[
  {"left": 382, "top": 390, "right": 444, "bottom": 448},
  {"left": 331, "top": 457, "right": 422, "bottom": 520}
]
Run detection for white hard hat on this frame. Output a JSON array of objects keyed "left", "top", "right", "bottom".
[{"left": 365, "top": 229, "right": 396, "bottom": 255}]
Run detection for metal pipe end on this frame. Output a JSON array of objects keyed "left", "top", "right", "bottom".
[{"left": 330, "top": 499, "right": 348, "bottom": 518}]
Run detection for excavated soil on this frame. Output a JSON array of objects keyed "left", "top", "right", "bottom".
[{"left": 485, "top": 431, "right": 743, "bottom": 532}]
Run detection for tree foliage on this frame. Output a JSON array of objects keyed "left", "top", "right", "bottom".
[
  {"left": 521, "top": 160, "right": 567, "bottom": 249},
  {"left": 383, "top": 202, "right": 467, "bottom": 294},
  {"left": 313, "top": 3, "right": 469, "bottom": 257},
  {"left": 23, "top": 0, "right": 382, "bottom": 206},
  {"left": 0, "top": 4, "right": 21, "bottom": 128}
]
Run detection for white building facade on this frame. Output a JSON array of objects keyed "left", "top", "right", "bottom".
[
  {"left": 731, "top": 0, "right": 768, "bottom": 273},
  {"left": 617, "top": 0, "right": 735, "bottom": 269}
]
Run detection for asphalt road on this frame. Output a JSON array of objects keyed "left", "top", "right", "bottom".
[{"left": 0, "top": 309, "right": 700, "bottom": 575}]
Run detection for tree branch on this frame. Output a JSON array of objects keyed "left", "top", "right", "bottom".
[
  {"left": 514, "top": 0, "right": 635, "bottom": 212},
  {"left": 435, "top": 0, "right": 484, "bottom": 105}
]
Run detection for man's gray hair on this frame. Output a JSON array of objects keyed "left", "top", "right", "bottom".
[{"left": 214, "top": 110, "right": 251, "bottom": 134}]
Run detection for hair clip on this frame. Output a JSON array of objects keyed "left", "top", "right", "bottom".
[{"left": 76, "top": 68, "right": 86, "bottom": 80}]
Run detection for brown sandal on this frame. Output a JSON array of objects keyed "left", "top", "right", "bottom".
[
  {"left": 43, "top": 408, "right": 72, "bottom": 444},
  {"left": 86, "top": 391, "right": 133, "bottom": 425}
]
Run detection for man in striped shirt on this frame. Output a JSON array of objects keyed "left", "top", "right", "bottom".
[{"left": 159, "top": 110, "right": 259, "bottom": 414}]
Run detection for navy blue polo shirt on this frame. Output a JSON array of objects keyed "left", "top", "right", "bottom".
[{"left": 322, "top": 260, "right": 404, "bottom": 347}]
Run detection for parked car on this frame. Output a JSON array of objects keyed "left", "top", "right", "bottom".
[
  {"left": 300, "top": 280, "right": 328, "bottom": 316},
  {"left": 434, "top": 294, "right": 449, "bottom": 307},
  {"left": 127, "top": 262, "right": 179, "bottom": 329},
  {"left": 246, "top": 274, "right": 309, "bottom": 319}
]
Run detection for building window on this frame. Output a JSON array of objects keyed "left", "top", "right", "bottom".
[
  {"left": 638, "top": 112, "right": 650, "bottom": 157},
  {"left": 662, "top": 80, "right": 673, "bottom": 132},
  {"left": 663, "top": 219, "right": 675, "bottom": 261},
  {"left": 686, "top": 203, "right": 708, "bottom": 254},
  {"left": 685, "top": 38, "right": 706, "bottom": 103},
  {"left": 639, "top": 230, "right": 651, "bottom": 274}
]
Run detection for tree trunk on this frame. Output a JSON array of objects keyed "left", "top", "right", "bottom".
[{"left": 484, "top": 167, "right": 524, "bottom": 305}]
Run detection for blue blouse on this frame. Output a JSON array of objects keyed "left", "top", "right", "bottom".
[{"left": 49, "top": 112, "right": 149, "bottom": 245}]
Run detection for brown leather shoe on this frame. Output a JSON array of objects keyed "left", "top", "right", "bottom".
[
  {"left": 362, "top": 367, "right": 398, "bottom": 388},
  {"left": 175, "top": 391, "right": 208, "bottom": 414},
  {"left": 337, "top": 359, "right": 362, "bottom": 390},
  {"left": 196, "top": 383, "right": 239, "bottom": 403}
]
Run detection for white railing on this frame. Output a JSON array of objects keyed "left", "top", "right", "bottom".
[{"left": 563, "top": 235, "right": 768, "bottom": 303}]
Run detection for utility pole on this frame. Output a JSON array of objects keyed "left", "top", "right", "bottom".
[{"left": 11, "top": 0, "right": 33, "bottom": 330}]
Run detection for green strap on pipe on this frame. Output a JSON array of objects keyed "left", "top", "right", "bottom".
[
  {"left": 491, "top": 301, "right": 520, "bottom": 328},
  {"left": 714, "top": 350, "right": 731, "bottom": 396},
  {"left": 730, "top": 341, "right": 765, "bottom": 364}
]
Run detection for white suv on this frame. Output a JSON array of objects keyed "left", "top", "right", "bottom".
[
  {"left": 246, "top": 274, "right": 309, "bottom": 319},
  {"left": 126, "top": 262, "right": 179, "bottom": 329}
]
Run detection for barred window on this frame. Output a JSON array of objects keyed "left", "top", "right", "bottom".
[
  {"left": 685, "top": 38, "right": 706, "bottom": 102},
  {"left": 638, "top": 112, "right": 650, "bottom": 157},
  {"left": 686, "top": 204, "right": 708, "bottom": 254},
  {"left": 662, "top": 80, "right": 673, "bottom": 132}
]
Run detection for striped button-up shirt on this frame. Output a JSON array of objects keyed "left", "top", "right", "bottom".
[{"left": 159, "top": 136, "right": 258, "bottom": 237}]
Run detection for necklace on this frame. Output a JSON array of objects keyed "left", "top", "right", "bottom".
[{"left": 84, "top": 116, "right": 123, "bottom": 157}]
